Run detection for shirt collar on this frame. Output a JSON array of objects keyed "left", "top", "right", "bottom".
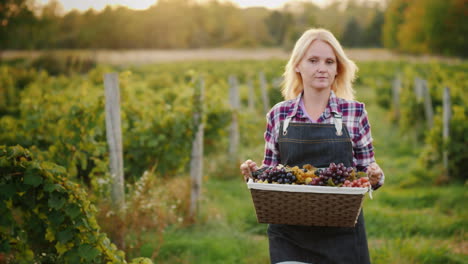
[{"left": 291, "top": 90, "right": 341, "bottom": 119}]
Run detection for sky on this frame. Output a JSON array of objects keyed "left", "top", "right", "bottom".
[{"left": 36, "top": 0, "right": 330, "bottom": 12}]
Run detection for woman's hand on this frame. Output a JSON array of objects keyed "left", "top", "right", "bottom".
[
  {"left": 240, "top": 159, "right": 259, "bottom": 182},
  {"left": 367, "top": 162, "right": 383, "bottom": 186}
]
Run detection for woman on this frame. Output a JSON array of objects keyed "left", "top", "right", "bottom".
[{"left": 240, "top": 28, "right": 384, "bottom": 264}]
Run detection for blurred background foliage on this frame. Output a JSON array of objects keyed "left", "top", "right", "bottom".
[{"left": 1, "top": 0, "right": 466, "bottom": 57}]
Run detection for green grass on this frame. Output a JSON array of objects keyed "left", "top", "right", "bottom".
[
  {"left": 129, "top": 85, "right": 467, "bottom": 263},
  {"left": 133, "top": 179, "right": 270, "bottom": 264},
  {"left": 133, "top": 179, "right": 467, "bottom": 263},
  {"left": 365, "top": 188, "right": 467, "bottom": 239}
]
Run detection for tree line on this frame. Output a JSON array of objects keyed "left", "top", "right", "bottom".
[
  {"left": 0, "top": 0, "right": 385, "bottom": 50},
  {"left": 0, "top": 0, "right": 466, "bottom": 57},
  {"left": 383, "top": 0, "right": 466, "bottom": 57}
]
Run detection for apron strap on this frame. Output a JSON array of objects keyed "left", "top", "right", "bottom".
[
  {"left": 282, "top": 116, "right": 291, "bottom": 136},
  {"left": 333, "top": 112, "right": 343, "bottom": 136}
]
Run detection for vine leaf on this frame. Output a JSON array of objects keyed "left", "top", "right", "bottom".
[
  {"left": 49, "top": 210, "right": 65, "bottom": 226},
  {"left": 57, "top": 229, "right": 74, "bottom": 244},
  {"left": 45, "top": 227, "right": 55, "bottom": 242},
  {"left": 78, "top": 244, "right": 100, "bottom": 261},
  {"left": 55, "top": 242, "right": 68, "bottom": 255},
  {"left": 24, "top": 170, "right": 43, "bottom": 187},
  {"left": 48, "top": 194, "right": 66, "bottom": 210},
  {"left": 357, "top": 171, "right": 367, "bottom": 178},
  {"left": 44, "top": 183, "right": 61, "bottom": 193},
  {"left": 65, "top": 204, "right": 81, "bottom": 219}
]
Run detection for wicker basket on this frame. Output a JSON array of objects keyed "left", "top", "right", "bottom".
[{"left": 247, "top": 180, "right": 369, "bottom": 227}]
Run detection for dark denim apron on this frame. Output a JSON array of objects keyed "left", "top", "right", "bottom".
[{"left": 267, "top": 113, "right": 371, "bottom": 264}]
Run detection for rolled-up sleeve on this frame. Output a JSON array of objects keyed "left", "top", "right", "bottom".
[
  {"left": 262, "top": 110, "right": 280, "bottom": 167},
  {"left": 352, "top": 105, "right": 384, "bottom": 190}
]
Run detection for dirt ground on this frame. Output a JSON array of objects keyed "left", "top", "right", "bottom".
[{"left": 1, "top": 48, "right": 463, "bottom": 65}]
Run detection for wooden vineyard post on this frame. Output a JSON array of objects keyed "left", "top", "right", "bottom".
[
  {"left": 443, "top": 87, "right": 451, "bottom": 178},
  {"left": 103, "top": 73, "right": 125, "bottom": 249},
  {"left": 259, "top": 71, "right": 270, "bottom": 114},
  {"left": 189, "top": 77, "right": 205, "bottom": 220},
  {"left": 392, "top": 75, "right": 401, "bottom": 120},
  {"left": 414, "top": 77, "right": 423, "bottom": 101},
  {"left": 422, "top": 79, "right": 434, "bottom": 128},
  {"left": 247, "top": 78, "right": 255, "bottom": 112},
  {"left": 104, "top": 73, "right": 125, "bottom": 210},
  {"left": 228, "top": 75, "right": 240, "bottom": 163}
]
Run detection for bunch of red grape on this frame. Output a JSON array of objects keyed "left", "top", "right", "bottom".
[{"left": 307, "top": 162, "right": 352, "bottom": 186}]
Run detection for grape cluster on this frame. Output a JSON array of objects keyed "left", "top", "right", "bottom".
[
  {"left": 253, "top": 166, "right": 297, "bottom": 184},
  {"left": 309, "top": 162, "right": 354, "bottom": 186},
  {"left": 343, "top": 177, "right": 371, "bottom": 188},
  {"left": 250, "top": 163, "right": 369, "bottom": 188}
]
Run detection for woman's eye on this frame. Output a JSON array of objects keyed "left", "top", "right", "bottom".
[
  {"left": 326, "top": 60, "right": 335, "bottom": 64},
  {"left": 309, "top": 59, "right": 318, "bottom": 63}
]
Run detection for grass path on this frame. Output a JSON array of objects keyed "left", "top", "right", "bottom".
[
  {"left": 2, "top": 48, "right": 463, "bottom": 65},
  {"left": 135, "top": 85, "right": 467, "bottom": 264}
]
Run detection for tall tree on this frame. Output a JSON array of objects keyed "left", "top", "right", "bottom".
[
  {"left": 241, "top": 7, "right": 272, "bottom": 47},
  {"left": 382, "top": 0, "right": 410, "bottom": 50},
  {"left": 36, "top": 0, "right": 62, "bottom": 49},
  {"left": 424, "top": 0, "right": 468, "bottom": 57},
  {"left": 342, "top": 17, "right": 362, "bottom": 47},
  {"left": 397, "top": 0, "right": 430, "bottom": 53},
  {"left": 0, "top": 0, "right": 36, "bottom": 50},
  {"left": 265, "top": 10, "right": 293, "bottom": 46},
  {"left": 363, "top": 10, "right": 384, "bottom": 47},
  {"left": 0, "top": 0, "right": 28, "bottom": 27}
]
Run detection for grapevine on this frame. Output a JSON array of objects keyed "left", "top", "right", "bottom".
[{"left": 0, "top": 145, "right": 153, "bottom": 264}]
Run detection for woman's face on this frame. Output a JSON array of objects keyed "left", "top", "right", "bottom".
[{"left": 295, "top": 40, "right": 338, "bottom": 91}]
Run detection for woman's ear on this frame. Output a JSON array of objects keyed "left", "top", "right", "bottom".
[{"left": 295, "top": 67, "right": 300, "bottom": 73}]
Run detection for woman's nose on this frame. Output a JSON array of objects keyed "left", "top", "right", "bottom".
[{"left": 317, "top": 63, "right": 327, "bottom": 72}]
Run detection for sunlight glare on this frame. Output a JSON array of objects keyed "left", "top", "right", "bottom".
[{"left": 39, "top": 0, "right": 329, "bottom": 12}]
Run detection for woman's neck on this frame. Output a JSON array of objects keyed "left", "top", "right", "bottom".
[{"left": 302, "top": 88, "right": 331, "bottom": 121}]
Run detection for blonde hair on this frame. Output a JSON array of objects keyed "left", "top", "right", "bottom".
[{"left": 281, "top": 28, "right": 358, "bottom": 100}]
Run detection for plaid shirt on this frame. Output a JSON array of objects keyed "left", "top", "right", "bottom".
[{"left": 262, "top": 90, "right": 384, "bottom": 189}]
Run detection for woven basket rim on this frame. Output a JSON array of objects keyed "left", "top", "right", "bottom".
[{"left": 247, "top": 179, "right": 369, "bottom": 195}]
